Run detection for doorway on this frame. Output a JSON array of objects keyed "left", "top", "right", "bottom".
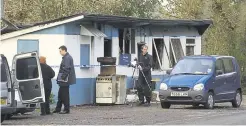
[{"left": 104, "top": 39, "right": 112, "bottom": 57}]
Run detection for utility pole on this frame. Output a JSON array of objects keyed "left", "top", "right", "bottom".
[{"left": 1, "top": 0, "right": 4, "bottom": 18}]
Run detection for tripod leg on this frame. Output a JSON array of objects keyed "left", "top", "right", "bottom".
[{"left": 139, "top": 70, "right": 151, "bottom": 91}]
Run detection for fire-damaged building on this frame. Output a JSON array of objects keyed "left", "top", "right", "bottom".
[{"left": 0, "top": 13, "right": 212, "bottom": 105}]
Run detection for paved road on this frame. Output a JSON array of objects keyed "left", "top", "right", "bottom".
[{"left": 3, "top": 101, "right": 246, "bottom": 125}]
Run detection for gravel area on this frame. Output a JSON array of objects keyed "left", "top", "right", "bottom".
[{"left": 2, "top": 96, "right": 246, "bottom": 125}]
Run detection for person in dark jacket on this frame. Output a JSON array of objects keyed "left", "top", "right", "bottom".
[
  {"left": 34, "top": 56, "right": 55, "bottom": 115},
  {"left": 137, "top": 45, "right": 153, "bottom": 107},
  {"left": 53, "top": 45, "right": 76, "bottom": 114}
]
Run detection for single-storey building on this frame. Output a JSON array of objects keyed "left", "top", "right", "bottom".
[{"left": 0, "top": 14, "right": 212, "bottom": 105}]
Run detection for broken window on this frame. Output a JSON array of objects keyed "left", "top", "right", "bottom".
[
  {"left": 186, "top": 39, "right": 195, "bottom": 56},
  {"left": 131, "top": 29, "right": 136, "bottom": 54},
  {"left": 119, "top": 28, "right": 135, "bottom": 54},
  {"left": 170, "top": 38, "right": 185, "bottom": 65},
  {"left": 152, "top": 39, "right": 164, "bottom": 70},
  {"left": 169, "top": 43, "right": 175, "bottom": 67}
]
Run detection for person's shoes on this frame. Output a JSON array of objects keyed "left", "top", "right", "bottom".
[
  {"left": 59, "top": 111, "right": 70, "bottom": 114},
  {"left": 137, "top": 101, "right": 145, "bottom": 106},
  {"left": 144, "top": 102, "right": 151, "bottom": 107},
  {"left": 46, "top": 112, "right": 52, "bottom": 115},
  {"left": 40, "top": 113, "right": 46, "bottom": 116},
  {"left": 53, "top": 110, "right": 60, "bottom": 113}
]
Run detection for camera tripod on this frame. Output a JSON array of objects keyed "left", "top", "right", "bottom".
[{"left": 125, "top": 63, "right": 152, "bottom": 107}]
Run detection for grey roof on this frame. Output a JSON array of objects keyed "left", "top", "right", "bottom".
[{"left": 1, "top": 13, "right": 213, "bottom": 35}]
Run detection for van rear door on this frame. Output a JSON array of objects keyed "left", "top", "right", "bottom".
[{"left": 12, "top": 52, "right": 45, "bottom": 104}]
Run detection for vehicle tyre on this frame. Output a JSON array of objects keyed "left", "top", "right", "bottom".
[
  {"left": 204, "top": 92, "right": 214, "bottom": 109},
  {"left": 232, "top": 90, "right": 242, "bottom": 108},
  {"left": 192, "top": 103, "right": 200, "bottom": 108},
  {"left": 1, "top": 115, "right": 6, "bottom": 123},
  {"left": 161, "top": 102, "right": 171, "bottom": 109},
  {"left": 5, "top": 114, "right": 13, "bottom": 120}
]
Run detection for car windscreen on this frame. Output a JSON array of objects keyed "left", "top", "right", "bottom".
[
  {"left": 171, "top": 58, "right": 214, "bottom": 75},
  {"left": 1, "top": 61, "right": 8, "bottom": 82}
]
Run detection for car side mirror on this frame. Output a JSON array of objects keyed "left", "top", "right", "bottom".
[
  {"left": 216, "top": 70, "right": 223, "bottom": 76},
  {"left": 166, "top": 69, "right": 172, "bottom": 75}
]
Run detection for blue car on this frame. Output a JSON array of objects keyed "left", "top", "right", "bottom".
[{"left": 159, "top": 55, "right": 242, "bottom": 109}]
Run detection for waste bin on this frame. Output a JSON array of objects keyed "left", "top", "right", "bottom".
[
  {"left": 97, "top": 57, "right": 116, "bottom": 75},
  {"left": 96, "top": 57, "right": 127, "bottom": 105},
  {"left": 96, "top": 75, "right": 127, "bottom": 104}
]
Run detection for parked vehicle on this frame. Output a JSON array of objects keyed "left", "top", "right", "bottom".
[
  {"left": 1, "top": 52, "right": 45, "bottom": 123},
  {"left": 14, "top": 89, "right": 37, "bottom": 115},
  {"left": 159, "top": 55, "right": 242, "bottom": 109}
]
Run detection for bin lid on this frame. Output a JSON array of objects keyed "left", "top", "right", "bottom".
[{"left": 97, "top": 57, "right": 116, "bottom": 64}]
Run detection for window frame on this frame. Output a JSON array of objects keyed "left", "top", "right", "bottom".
[
  {"left": 80, "top": 44, "right": 91, "bottom": 66},
  {"left": 185, "top": 38, "right": 196, "bottom": 56},
  {"left": 215, "top": 59, "right": 225, "bottom": 76},
  {"left": 16, "top": 57, "right": 39, "bottom": 80},
  {"left": 222, "top": 58, "right": 235, "bottom": 73},
  {"left": 122, "top": 28, "right": 135, "bottom": 54},
  {"left": 152, "top": 38, "right": 166, "bottom": 70}
]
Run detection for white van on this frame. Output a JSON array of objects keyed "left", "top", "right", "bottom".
[{"left": 1, "top": 52, "right": 45, "bottom": 123}]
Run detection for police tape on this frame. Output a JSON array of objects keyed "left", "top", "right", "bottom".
[{"left": 50, "top": 64, "right": 130, "bottom": 68}]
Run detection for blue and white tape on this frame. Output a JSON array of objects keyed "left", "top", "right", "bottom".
[{"left": 50, "top": 64, "right": 129, "bottom": 68}]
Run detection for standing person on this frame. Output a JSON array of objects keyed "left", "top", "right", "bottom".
[
  {"left": 137, "top": 45, "right": 153, "bottom": 107},
  {"left": 53, "top": 45, "right": 76, "bottom": 114},
  {"left": 34, "top": 56, "right": 55, "bottom": 115},
  {"left": 39, "top": 56, "right": 55, "bottom": 115}
]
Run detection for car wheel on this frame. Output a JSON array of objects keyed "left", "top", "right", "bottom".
[
  {"left": 1, "top": 115, "right": 6, "bottom": 123},
  {"left": 161, "top": 102, "right": 171, "bottom": 109},
  {"left": 204, "top": 92, "right": 214, "bottom": 109},
  {"left": 192, "top": 103, "right": 200, "bottom": 108},
  {"left": 232, "top": 90, "right": 242, "bottom": 108}
]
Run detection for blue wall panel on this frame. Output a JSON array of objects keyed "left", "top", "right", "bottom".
[
  {"left": 31, "top": 25, "right": 65, "bottom": 34},
  {"left": 30, "top": 21, "right": 119, "bottom": 37},
  {"left": 64, "top": 22, "right": 81, "bottom": 35},
  {"left": 31, "top": 22, "right": 81, "bottom": 35},
  {"left": 50, "top": 75, "right": 168, "bottom": 106},
  {"left": 17, "top": 39, "right": 39, "bottom": 53},
  {"left": 104, "top": 25, "right": 112, "bottom": 39},
  {"left": 51, "top": 78, "right": 96, "bottom": 106},
  {"left": 112, "top": 27, "right": 119, "bottom": 37}
]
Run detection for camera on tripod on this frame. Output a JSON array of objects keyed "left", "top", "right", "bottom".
[{"left": 128, "top": 58, "right": 138, "bottom": 68}]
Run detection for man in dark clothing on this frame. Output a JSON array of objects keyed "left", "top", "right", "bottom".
[
  {"left": 39, "top": 56, "right": 55, "bottom": 115},
  {"left": 137, "top": 45, "right": 153, "bottom": 107},
  {"left": 53, "top": 45, "right": 76, "bottom": 114}
]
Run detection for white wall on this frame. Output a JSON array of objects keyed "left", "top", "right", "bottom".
[
  {"left": 64, "top": 35, "right": 105, "bottom": 78},
  {"left": 0, "top": 25, "right": 203, "bottom": 79},
  {"left": 135, "top": 26, "right": 202, "bottom": 75},
  {"left": 0, "top": 34, "right": 64, "bottom": 77}
]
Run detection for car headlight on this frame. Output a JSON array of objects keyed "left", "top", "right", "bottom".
[
  {"left": 160, "top": 83, "right": 168, "bottom": 90},
  {"left": 193, "top": 83, "right": 204, "bottom": 91}
]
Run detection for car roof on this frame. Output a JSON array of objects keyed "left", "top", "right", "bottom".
[{"left": 183, "top": 55, "right": 235, "bottom": 60}]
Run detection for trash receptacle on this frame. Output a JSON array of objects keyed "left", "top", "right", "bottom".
[{"left": 97, "top": 57, "right": 116, "bottom": 75}]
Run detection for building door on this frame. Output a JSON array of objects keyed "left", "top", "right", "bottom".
[
  {"left": 17, "top": 40, "right": 39, "bottom": 54},
  {"left": 104, "top": 39, "right": 112, "bottom": 57}
]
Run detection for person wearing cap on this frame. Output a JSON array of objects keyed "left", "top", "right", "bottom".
[{"left": 35, "top": 56, "right": 55, "bottom": 115}]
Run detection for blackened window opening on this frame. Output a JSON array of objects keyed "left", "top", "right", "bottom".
[
  {"left": 104, "top": 39, "right": 112, "bottom": 57},
  {"left": 152, "top": 39, "right": 164, "bottom": 70}
]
